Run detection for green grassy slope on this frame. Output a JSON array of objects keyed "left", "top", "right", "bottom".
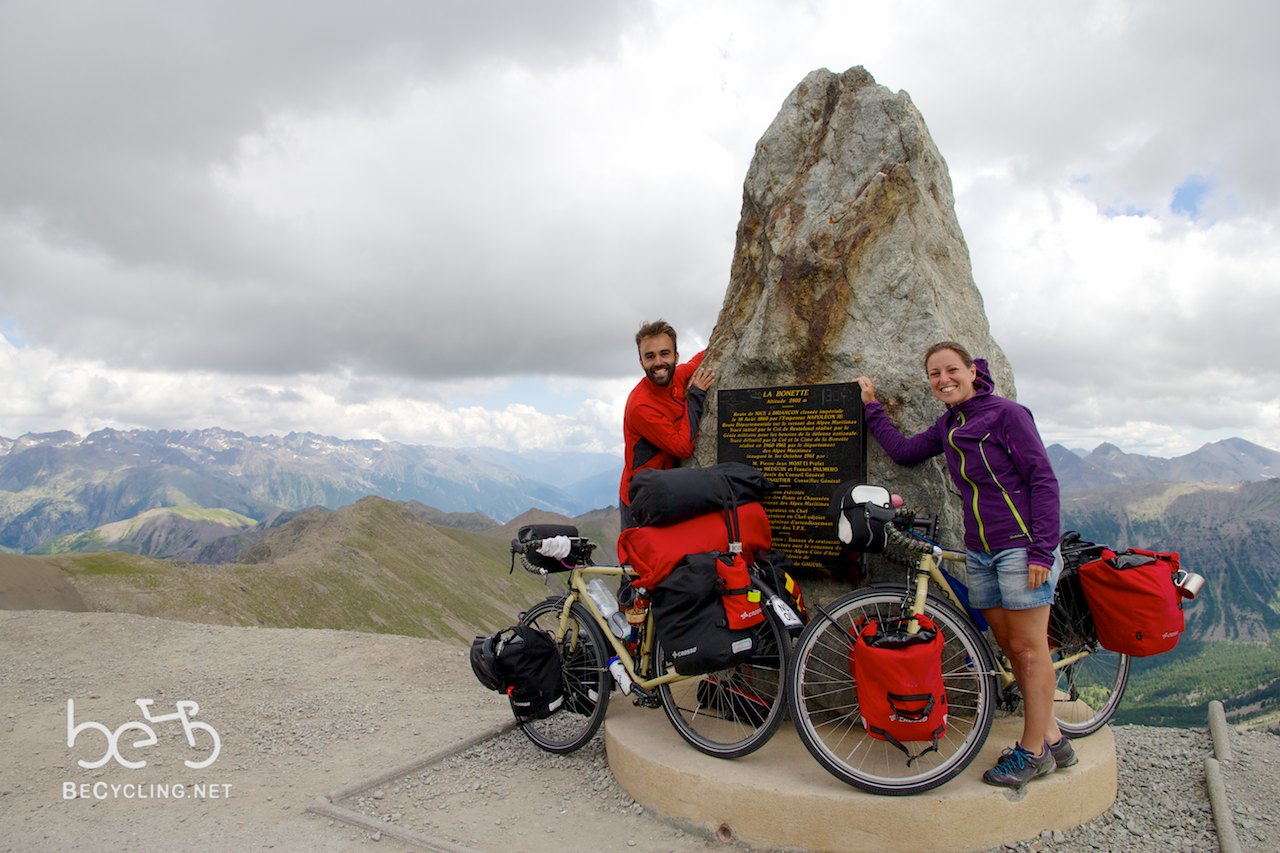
[{"left": 42, "top": 496, "right": 559, "bottom": 644}]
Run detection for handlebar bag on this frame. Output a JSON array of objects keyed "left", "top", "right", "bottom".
[
  {"left": 512, "top": 524, "right": 593, "bottom": 572},
  {"left": 471, "top": 625, "right": 565, "bottom": 720},
  {"left": 651, "top": 551, "right": 759, "bottom": 676},
  {"left": 617, "top": 502, "right": 771, "bottom": 590},
  {"left": 851, "top": 614, "right": 948, "bottom": 760},
  {"left": 627, "top": 462, "right": 774, "bottom": 528},
  {"left": 828, "top": 482, "right": 896, "bottom": 554},
  {"left": 1078, "top": 548, "right": 1184, "bottom": 657}
]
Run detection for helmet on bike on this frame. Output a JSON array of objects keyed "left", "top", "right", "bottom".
[{"left": 469, "top": 633, "right": 506, "bottom": 692}]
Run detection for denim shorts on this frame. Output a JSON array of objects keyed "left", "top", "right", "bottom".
[{"left": 965, "top": 547, "right": 1063, "bottom": 611}]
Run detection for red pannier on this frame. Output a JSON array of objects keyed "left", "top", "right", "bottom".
[
  {"left": 851, "top": 614, "right": 948, "bottom": 760},
  {"left": 616, "top": 501, "right": 771, "bottom": 590},
  {"left": 1078, "top": 547, "right": 1184, "bottom": 657}
]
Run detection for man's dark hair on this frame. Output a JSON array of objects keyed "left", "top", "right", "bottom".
[{"left": 635, "top": 319, "right": 678, "bottom": 352}]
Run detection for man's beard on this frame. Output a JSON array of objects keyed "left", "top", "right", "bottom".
[{"left": 646, "top": 364, "right": 674, "bottom": 386}]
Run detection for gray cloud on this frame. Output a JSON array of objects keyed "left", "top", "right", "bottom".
[
  {"left": 0, "top": 0, "right": 730, "bottom": 382},
  {"left": 1, "top": 0, "right": 1278, "bottom": 456}
]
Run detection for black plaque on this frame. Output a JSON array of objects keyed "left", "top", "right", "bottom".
[{"left": 717, "top": 382, "right": 866, "bottom": 576}]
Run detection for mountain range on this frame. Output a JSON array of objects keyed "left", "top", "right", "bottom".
[
  {"left": 1049, "top": 437, "right": 1279, "bottom": 492},
  {"left": 13, "top": 496, "right": 576, "bottom": 644},
  {"left": 0, "top": 427, "right": 619, "bottom": 552},
  {"left": 3, "top": 427, "right": 1278, "bottom": 730},
  {"left": 4, "top": 427, "right": 1279, "bottom": 557}
]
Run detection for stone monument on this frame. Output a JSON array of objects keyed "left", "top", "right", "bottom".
[{"left": 694, "top": 66, "right": 1017, "bottom": 559}]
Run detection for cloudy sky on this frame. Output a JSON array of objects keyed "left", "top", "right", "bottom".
[{"left": 2, "top": 0, "right": 1277, "bottom": 460}]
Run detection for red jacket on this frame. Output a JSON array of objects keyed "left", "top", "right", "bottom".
[{"left": 618, "top": 351, "right": 706, "bottom": 506}]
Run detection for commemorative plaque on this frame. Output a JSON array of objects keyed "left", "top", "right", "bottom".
[{"left": 717, "top": 382, "right": 866, "bottom": 576}]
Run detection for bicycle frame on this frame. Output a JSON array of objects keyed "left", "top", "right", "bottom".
[
  {"left": 550, "top": 565, "right": 687, "bottom": 694},
  {"left": 511, "top": 530, "right": 794, "bottom": 758},
  {"left": 906, "top": 546, "right": 1096, "bottom": 696}
]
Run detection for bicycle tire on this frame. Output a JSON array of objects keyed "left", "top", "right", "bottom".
[
  {"left": 1049, "top": 641, "right": 1130, "bottom": 737},
  {"left": 516, "top": 598, "right": 612, "bottom": 754},
  {"left": 787, "top": 585, "right": 998, "bottom": 795},
  {"left": 655, "top": 606, "right": 790, "bottom": 759},
  {"left": 1047, "top": 572, "right": 1131, "bottom": 736}
]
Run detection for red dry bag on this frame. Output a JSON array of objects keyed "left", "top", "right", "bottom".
[
  {"left": 715, "top": 551, "right": 764, "bottom": 630},
  {"left": 852, "top": 614, "right": 948, "bottom": 761},
  {"left": 1078, "top": 547, "right": 1184, "bottom": 657}
]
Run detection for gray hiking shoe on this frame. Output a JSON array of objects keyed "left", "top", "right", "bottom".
[
  {"left": 1049, "top": 736, "right": 1078, "bottom": 768},
  {"left": 982, "top": 743, "right": 1055, "bottom": 789}
]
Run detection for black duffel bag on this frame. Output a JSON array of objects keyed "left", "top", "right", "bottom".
[
  {"left": 628, "top": 462, "right": 774, "bottom": 528},
  {"left": 651, "top": 551, "right": 759, "bottom": 676}
]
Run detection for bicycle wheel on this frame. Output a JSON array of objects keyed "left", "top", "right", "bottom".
[
  {"left": 1050, "top": 641, "right": 1130, "bottom": 737},
  {"left": 517, "top": 598, "right": 611, "bottom": 754},
  {"left": 656, "top": 607, "right": 790, "bottom": 759},
  {"left": 1047, "top": 574, "right": 1131, "bottom": 736},
  {"left": 787, "top": 585, "right": 998, "bottom": 795}
]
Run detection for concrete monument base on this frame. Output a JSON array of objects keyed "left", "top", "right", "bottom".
[{"left": 606, "top": 700, "right": 1116, "bottom": 852}]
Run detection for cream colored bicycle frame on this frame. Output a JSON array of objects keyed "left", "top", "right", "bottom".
[
  {"left": 906, "top": 546, "right": 1092, "bottom": 691},
  {"left": 551, "top": 565, "right": 689, "bottom": 692}
]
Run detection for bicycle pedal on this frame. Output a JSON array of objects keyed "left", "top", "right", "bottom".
[{"left": 632, "top": 692, "right": 661, "bottom": 709}]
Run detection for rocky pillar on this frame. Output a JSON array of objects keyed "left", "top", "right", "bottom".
[{"left": 695, "top": 66, "right": 1017, "bottom": 551}]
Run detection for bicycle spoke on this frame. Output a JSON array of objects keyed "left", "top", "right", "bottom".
[
  {"left": 787, "top": 587, "right": 997, "bottom": 795},
  {"left": 657, "top": 609, "right": 791, "bottom": 759},
  {"left": 515, "top": 599, "right": 612, "bottom": 754}
]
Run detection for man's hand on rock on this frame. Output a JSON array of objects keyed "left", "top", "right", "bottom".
[{"left": 689, "top": 365, "right": 716, "bottom": 392}]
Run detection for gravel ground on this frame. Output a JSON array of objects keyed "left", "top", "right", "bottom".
[
  {"left": 3, "top": 609, "right": 1276, "bottom": 853},
  {"left": 351, "top": 714, "right": 1280, "bottom": 853}
]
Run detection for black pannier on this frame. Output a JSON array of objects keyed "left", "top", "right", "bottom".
[
  {"left": 1051, "top": 531, "right": 1106, "bottom": 647},
  {"left": 651, "top": 551, "right": 758, "bottom": 676},
  {"left": 627, "top": 462, "right": 774, "bottom": 528},
  {"left": 470, "top": 625, "right": 564, "bottom": 719}
]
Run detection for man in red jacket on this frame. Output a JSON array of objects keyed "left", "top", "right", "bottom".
[{"left": 618, "top": 319, "right": 716, "bottom": 529}]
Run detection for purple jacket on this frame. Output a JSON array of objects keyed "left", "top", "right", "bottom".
[{"left": 864, "top": 358, "right": 1061, "bottom": 567}]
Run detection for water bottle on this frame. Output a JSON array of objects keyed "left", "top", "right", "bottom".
[
  {"left": 586, "top": 579, "right": 627, "bottom": 638},
  {"left": 607, "top": 656, "right": 633, "bottom": 694}
]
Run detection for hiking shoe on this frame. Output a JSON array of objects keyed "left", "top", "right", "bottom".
[
  {"left": 1049, "top": 736, "right": 1078, "bottom": 769},
  {"left": 982, "top": 743, "right": 1055, "bottom": 789}
]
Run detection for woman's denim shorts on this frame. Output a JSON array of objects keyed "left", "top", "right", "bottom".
[{"left": 966, "top": 546, "right": 1063, "bottom": 610}]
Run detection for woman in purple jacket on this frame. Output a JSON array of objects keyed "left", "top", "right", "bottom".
[{"left": 856, "top": 341, "right": 1071, "bottom": 790}]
